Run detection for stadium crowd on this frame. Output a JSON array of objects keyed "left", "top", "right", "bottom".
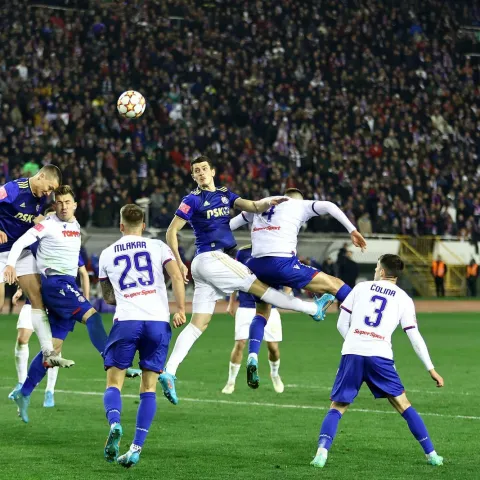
[{"left": 0, "top": 0, "right": 479, "bottom": 242}]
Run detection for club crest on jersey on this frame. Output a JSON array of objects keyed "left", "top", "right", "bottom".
[
  {"left": 221, "top": 196, "right": 229, "bottom": 205},
  {"left": 77, "top": 295, "right": 86, "bottom": 303}
]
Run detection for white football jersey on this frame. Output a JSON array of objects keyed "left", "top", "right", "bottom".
[
  {"left": 242, "top": 199, "right": 356, "bottom": 258},
  {"left": 340, "top": 280, "right": 417, "bottom": 360},
  {"left": 99, "top": 235, "right": 175, "bottom": 322},
  {"left": 32, "top": 214, "right": 81, "bottom": 277}
]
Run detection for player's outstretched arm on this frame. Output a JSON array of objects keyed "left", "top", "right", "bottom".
[
  {"left": 165, "top": 260, "right": 187, "bottom": 328},
  {"left": 78, "top": 265, "right": 90, "bottom": 301},
  {"left": 101, "top": 278, "right": 116, "bottom": 305},
  {"left": 234, "top": 196, "right": 289, "bottom": 214},
  {"left": 4, "top": 228, "right": 40, "bottom": 284},
  {"left": 406, "top": 328, "right": 444, "bottom": 388},
  {"left": 227, "top": 291, "right": 238, "bottom": 316},
  {"left": 230, "top": 212, "right": 252, "bottom": 231},
  {"left": 166, "top": 216, "right": 189, "bottom": 284}
]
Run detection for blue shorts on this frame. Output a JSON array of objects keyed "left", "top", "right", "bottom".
[
  {"left": 41, "top": 275, "right": 93, "bottom": 340},
  {"left": 330, "top": 354, "right": 405, "bottom": 403},
  {"left": 247, "top": 255, "right": 320, "bottom": 290},
  {"left": 104, "top": 320, "right": 172, "bottom": 373}
]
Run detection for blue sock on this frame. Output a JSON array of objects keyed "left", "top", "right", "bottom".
[
  {"left": 335, "top": 284, "right": 352, "bottom": 303},
  {"left": 401, "top": 406, "right": 435, "bottom": 454},
  {"left": 21, "top": 351, "right": 48, "bottom": 396},
  {"left": 318, "top": 409, "right": 343, "bottom": 451},
  {"left": 248, "top": 315, "right": 267, "bottom": 355},
  {"left": 104, "top": 386, "right": 122, "bottom": 425},
  {"left": 133, "top": 392, "right": 157, "bottom": 448},
  {"left": 86, "top": 312, "right": 108, "bottom": 355}
]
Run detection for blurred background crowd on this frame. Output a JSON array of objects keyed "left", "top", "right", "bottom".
[{"left": 0, "top": 0, "right": 479, "bottom": 244}]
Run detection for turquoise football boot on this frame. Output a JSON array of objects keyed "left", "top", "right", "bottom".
[
  {"left": 104, "top": 423, "right": 123, "bottom": 463},
  {"left": 43, "top": 391, "right": 55, "bottom": 408},
  {"left": 246, "top": 356, "right": 259, "bottom": 389},
  {"left": 312, "top": 294, "right": 335, "bottom": 321},
  {"left": 8, "top": 382, "right": 22, "bottom": 400},
  {"left": 158, "top": 372, "right": 178, "bottom": 405},
  {"left": 13, "top": 390, "right": 30, "bottom": 423},
  {"left": 117, "top": 447, "right": 141, "bottom": 468},
  {"left": 126, "top": 368, "right": 142, "bottom": 378}
]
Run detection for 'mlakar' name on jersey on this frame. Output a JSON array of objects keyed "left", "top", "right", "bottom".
[
  {"left": 114, "top": 241, "right": 147, "bottom": 253},
  {"left": 175, "top": 186, "right": 239, "bottom": 254},
  {"left": 0, "top": 178, "right": 46, "bottom": 252}
]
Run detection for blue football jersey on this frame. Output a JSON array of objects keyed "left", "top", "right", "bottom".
[
  {"left": 0, "top": 178, "right": 46, "bottom": 253},
  {"left": 175, "top": 186, "right": 240, "bottom": 255}
]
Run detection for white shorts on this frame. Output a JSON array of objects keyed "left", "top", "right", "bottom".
[
  {"left": 0, "top": 250, "right": 38, "bottom": 284},
  {"left": 234, "top": 307, "right": 282, "bottom": 342},
  {"left": 16, "top": 303, "right": 33, "bottom": 330},
  {"left": 191, "top": 251, "right": 257, "bottom": 314}
]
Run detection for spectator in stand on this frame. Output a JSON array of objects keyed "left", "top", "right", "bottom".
[
  {"left": 322, "top": 257, "right": 336, "bottom": 277},
  {"left": 338, "top": 251, "right": 359, "bottom": 290},
  {"left": 466, "top": 259, "right": 478, "bottom": 297}
]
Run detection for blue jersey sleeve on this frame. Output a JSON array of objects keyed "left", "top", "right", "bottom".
[
  {"left": 228, "top": 189, "right": 240, "bottom": 208},
  {"left": 175, "top": 195, "right": 197, "bottom": 221},
  {"left": 78, "top": 253, "right": 85, "bottom": 268},
  {"left": 0, "top": 182, "right": 19, "bottom": 204}
]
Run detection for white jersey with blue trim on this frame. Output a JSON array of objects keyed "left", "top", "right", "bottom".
[
  {"left": 240, "top": 199, "right": 356, "bottom": 258},
  {"left": 339, "top": 281, "right": 417, "bottom": 360},
  {"left": 99, "top": 235, "right": 175, "bottom": 322}
]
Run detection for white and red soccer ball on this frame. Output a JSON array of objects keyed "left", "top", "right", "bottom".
[{"left": 117, "top": 90, "right": 146, "bottom": 119}]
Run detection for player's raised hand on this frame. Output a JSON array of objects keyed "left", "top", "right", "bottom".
[
  {"left": 351, "top": 230, "right": 367, "bottom": 252},
  {"left": 0, "top": 230, "right": 7, "bottom": 244},
  {"left": 429, "top": 369, "right": 444, "bottom": 388},
  {"left": 172, "top": 312, "right": 187, "bottom": 328},
  {"left": 4, "top": 266, "right": 17, "bottom": 285},
  {"left": 269, "top": 196, "right": 289, "bottom": 206},
  {"left": 179, "top": 262, "right": 189, "bottom": 284},
  {"left": 12, "top": 287, "right": 23, "bottom": 306}
]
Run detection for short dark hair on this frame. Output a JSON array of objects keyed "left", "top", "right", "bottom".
[
  {"left": 379, "top": 254, "right": 404, "bottom": 278},
  {"left": 54, "top": 185, "right": 75, "bottom": 201},
  {"left": 40, "top": 164, "right": 62, "bottom": 185},
  {"left": 284, "top": 188, "right": 304, "bottom": 198},
  {"left": 120, "top": 204, "right": 145, "bottom": 227},
  {"left": 190, "top": 155, "right": 214, "bottom": 172}
]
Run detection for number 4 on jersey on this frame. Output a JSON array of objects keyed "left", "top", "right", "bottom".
[
  {"left": 364, "top": 295, "right": 387, "bottom": 327},
  {"left": 262, "top": 206, "right": 276, "bottom": 221}
]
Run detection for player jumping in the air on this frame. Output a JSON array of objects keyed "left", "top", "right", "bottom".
[
  {"left": 100, "top": 204, "right": 186, "bottom": 468},
  {"left": 223, "top": 245, "right": 287, "bottom": 394},
  {"left": 0, "top": 166, "right": 73, "bottom": 368},
  {"left": 159, "top": 156, "right": 332, "bottom": 405},
  {"left": 4, "top": 186, "right": 118, "bottom": 423},
  {"left": 229, "top": 188, "right": 367, "bottom": 389},
  {"left": 311, "top": 254, "right": 444, "bottom": 468}
]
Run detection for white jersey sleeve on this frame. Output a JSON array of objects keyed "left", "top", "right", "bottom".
[
  {"left": 302, "top": 201, "right": 357, "bottom": 233},
  {"left": 399, "top": 297, "right": 417, "bottom": 331}
]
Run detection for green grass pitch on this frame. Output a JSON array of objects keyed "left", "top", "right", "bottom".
[{"left": 0, "top": 312, "right": 478, "bottom": 480}]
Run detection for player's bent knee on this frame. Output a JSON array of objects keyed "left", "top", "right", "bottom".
[
  {"left": 255, "top": 302, "right": 271, "bottom": 319},
  {"left": 306, "top": 272, "right": 343, "bottom": 294},
  {"left": 140, "top": 370, "right": 158, "bottom": 393},
  {"left": 388, "top": 393, "right": 411, "bottom": 414},
  {"left": 234, "top": 339, "right": 247, "bottom": 351},
  {"left": 191, "top": 313, "right": 212, "bottom": 332},
  {"left": 330, "top": 401, "right": 350, "bottom": 414},
  {"left": 17, "top": 328, "right": 33, "bottom": 344}
]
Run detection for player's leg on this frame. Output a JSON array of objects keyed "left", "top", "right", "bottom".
[
  {"left": 13, "top": 336, "right": 65, "bottom": 423},
  {"left": 266, "top": 308, "right": 284, "bottom": 392},
  {"left": 0, "top": 281, "right": 4, "bottom": 310},
  {"left": 388, "top": 393, "right": 443, "bottom": 466},
  {"left": 223, "top": 307, "right": 251, "bottom": 393},
  {"left": 9, "top": 302, "right": 34, "bottom": 399},
  {"left": 246, "top": 301, "right": 271, "bottom": 389},
  {"left": 222, "top": 339, "right": 246, "bottom": 394},
  {"left": 103, "top": 320, "right": 141, "bottom": 463},
  {"left": 311, "top": 355, "right": 364, "bottom": 468},
  {"left": 118, "top": 320, "right": 171, "bottom": 468},
  {"left": 304, "top": 271, "right": 352, "bottom": 306}
]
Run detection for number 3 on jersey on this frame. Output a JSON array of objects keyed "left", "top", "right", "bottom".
[
  {"left": 364, "top": 295, "right": 387, "bottom": 327},
  {"left": 114, "top": 252, "right": 154, "bottom": 290}
]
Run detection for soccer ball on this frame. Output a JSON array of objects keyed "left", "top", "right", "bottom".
[{"left": 117, "top": 90, "right": 146, "bottom": 119}]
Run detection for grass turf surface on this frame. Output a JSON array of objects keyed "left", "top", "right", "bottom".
[{"left": 0, "top": 312, "right": 478, "bottom": 480}]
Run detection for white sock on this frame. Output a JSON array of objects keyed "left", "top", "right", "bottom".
[
  {"left": 269, "top": 359, "right": 280, "bottom": 377},
  {"left": 46, "top": 354, "right": 60, "bottom": 393},
  {"left": 227, "top": 362, "right": 241, "bottom": 384},
  {"left": 165, "top": 323, "right": 203, "bottom": 375},
  {"left": 31, "top": 309, "right": 54, "bottom": 355},
  {"left": 248, "top": 352, "right": 258, "bottom": 362},
  {"left": 261, "top": 288, "right": 317, "bottom": 315},
  {"left": 14, "top": 342, "right": 29, "bottom": 384}
]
